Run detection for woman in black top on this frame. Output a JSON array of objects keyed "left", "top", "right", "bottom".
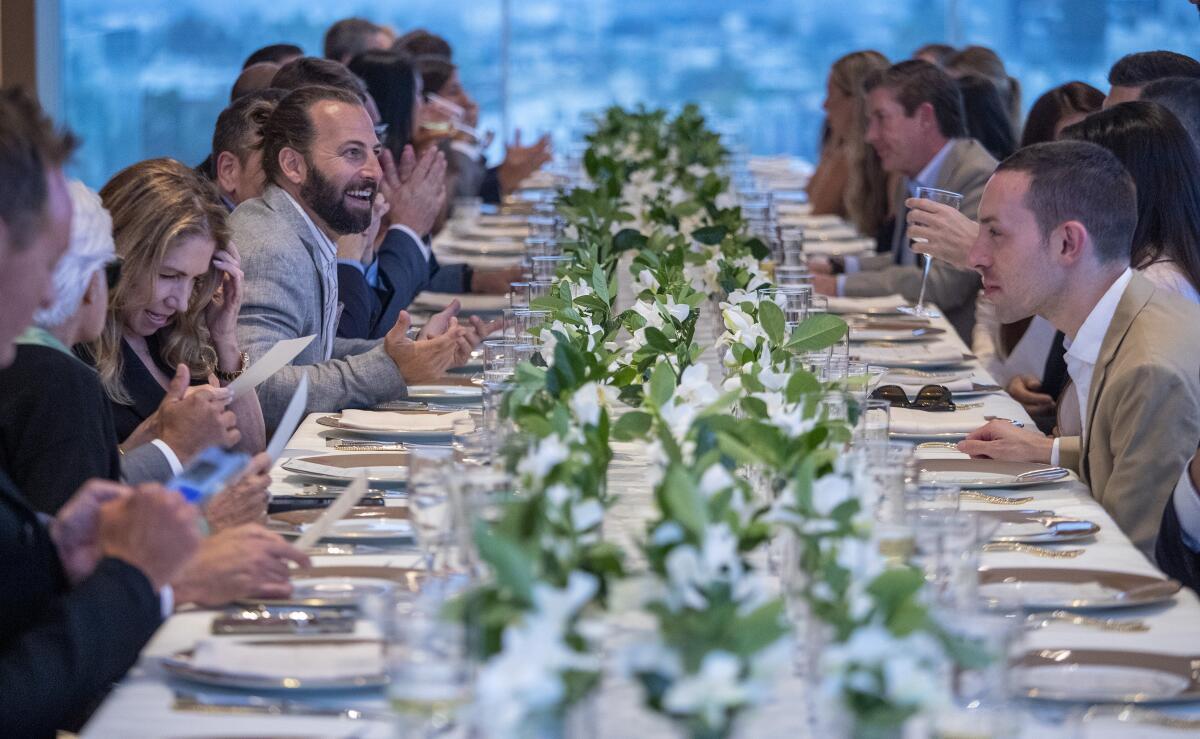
[{"left": 85, "top": 158, "right": 265, "bottom": 455}]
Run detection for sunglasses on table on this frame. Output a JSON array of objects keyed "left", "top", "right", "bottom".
[
  {"left": 104, "top": 257, "right": 124, "bottom": 290},
  {"left": 869, "top": 384, "right": 956, "bottom": 412}
]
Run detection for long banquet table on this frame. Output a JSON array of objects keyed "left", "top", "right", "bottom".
[{"left": 83, "top": 299, "right": 1200, "bottom": 738}]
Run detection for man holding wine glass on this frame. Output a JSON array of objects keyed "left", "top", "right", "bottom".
[{"left": 811, "top": 60, "right": 997, "bottom": 341}]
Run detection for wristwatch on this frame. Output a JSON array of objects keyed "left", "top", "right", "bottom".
[{"left": 215, "top": 351, "right": 249, "bottom": 383}]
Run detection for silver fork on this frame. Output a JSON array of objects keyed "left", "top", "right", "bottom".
[
  {"left": 1028, "top": 611, "right": 1150, "bottom": 633},
  {"left": 962, "top": 491, "right": 1035, "bottom": 505},
  {"left": 984, "top": 542, "right": 1084, "bottom": 558}
]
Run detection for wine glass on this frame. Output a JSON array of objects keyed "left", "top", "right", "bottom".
[{"left": 897, "top": 186, "right": 964, "bottom": 318}]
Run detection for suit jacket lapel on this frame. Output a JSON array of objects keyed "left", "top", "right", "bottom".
[
  {"left": 1080, "top": 274, "right": 1155, "bottom": 476},
  {"left": 890, "top": 177, "right": 908, "bottom": 261},
  {"left": 263, "top": 185, "right": 336, "bottom": 344}
]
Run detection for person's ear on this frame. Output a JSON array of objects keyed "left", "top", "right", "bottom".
[
  {"left": 1054, "top": 221, "right": 1090, "bottom": 266},
  {"left": 214, "top": 151, "right": 243, "bottom": 198},
  {"left": 917, "top": 101, "right": 938, "bottom": 132},
  {"left": 278, "top": 147, "right": 307, "bottom": 187},
  {"left": 82, "top": 270, "right": 104, "bottom": 305}
]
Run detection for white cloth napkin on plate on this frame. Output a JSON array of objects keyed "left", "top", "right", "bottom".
[
  {"left": 826, "top": 294, "right": 908, "bottom": 313},
  {"left": 854, "top": 344, "right": 965, "bottom": 367},
  {"left": 412, "top": 292, "right": 509, "bottom": 312},
  {"left": 338, "top": 409, "right": 472, "bottom": 432},
  {"left": 889, "top": 395, "right": 1015, "bottom": 435},
  {"left": 189, "top": 639, "right": 383, "bottom": 680},
  {"left": 889, "top": 378, "right": 976, "bottom": 394},
  {"left": 804, "top": 238, "right": 876, "bottom": 257}
]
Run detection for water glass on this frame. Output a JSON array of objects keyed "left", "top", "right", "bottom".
[
  {"left": 808, "top": 295, "right": 828, "bottom": 315},
  {"left": 778, "top": 225, "right": 806, "bottom": 267},
  {"left": 530, "top": 255, "right": 573, "bottom": 282},
  {"left": 508, "top": 282, "right": 531, "bottom": 309},
  {"left": 527, "top": 214, "right": 561, "bottom": 238},
  {"left": 452, "top": 415, "right": 490, "bottom": 467},
  {"left": 857, "top": 398, "right": 891, "bottom": 443},
  {"left": 482, "top": 376, "right": 514, "bottom": 447},
  {"left": 482, "top": 338, "right": 517, "bottom": 373},
  {"left": 388, "top": 607, "right": 474, "bottom": 738},
  {"left": 905, "top": 482, "right": 961, "bottom": 515},
  {"left": 512, "top": 309, "right": 551, "bottom": 344},
  {"left": 911, "top": 510, "right": 984, "bottom": 607},
  {"left": 774, "top": 265, "right": 813, "bottom": 287},
  {"left": 408, "top": 447, "right": 456, "bottom": 573},
  {"left": 528, "top": 280, "right": 554, "bottom": 303}
]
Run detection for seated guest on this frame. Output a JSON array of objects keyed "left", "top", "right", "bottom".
[
  {"left": 913, "top": 42, "right": 955, "bottom": 68},
  {"left": 805, "top": 50, "right": 891, "bottom": 239},
  {"left": 230, "top": 62, "right": 280, "bottom": 102},
  {"left": 394, "top": 28, "right": 453, "bottom": 60},
  {"left": 243, "top": 42, "right": 303, "bottom": 69},
  {"left": 811, "top": 60, "right": 997, "bottom": 342},
  {"left": 323, "top": 17, "right": 393, "bottom": 65},
  {"left": 1142, "top": 76, "right": 1200, "bottom": 156},
  {"left": 82, "top": 159, "right": 265, "bottom": 457},
  {"left": 1105, "top": 50, "right": 1200, "bottom": 108},
  {"left": 1158, "top": 446, "right": 1200, "bottom": 591},
  {"left": 944, "top": 45, "right": 1022, "bottom": 134},
  {"left": 209, "top": 89, "right": 286, "bottom": 211},
  {"left": 958, "top": 141, "right": 1200, "bottom": 556},
  {"left": 234, "top": 84, "right": 473, "bottom": 429},
  {"left": 0, "top": 84, "right": 202, "bottom": 738},
  {"left": 1021, "top": 81, "right": 1107, "bottom": 145},
  {"left": 957, "top": 74, "right": 1016, "bottom": 161}
]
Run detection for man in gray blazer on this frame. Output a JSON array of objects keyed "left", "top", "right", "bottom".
[
  {"left": 814, "top": 60, "right": 996, "bottom": 341},
  {"left": 234, "top": 85, "right": 471, "bottom": 429}
]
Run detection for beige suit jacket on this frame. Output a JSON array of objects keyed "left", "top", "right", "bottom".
[
  {"left": 1057, "top": 273, "right": 1200, "bottom": 556},
  {"left": 843, "top": 138, "right": 997, "bottom": 341}
]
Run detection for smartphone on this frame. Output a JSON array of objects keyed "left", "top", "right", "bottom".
[{"left": 168, "top": 446, "right": 251, "bottom": 505}]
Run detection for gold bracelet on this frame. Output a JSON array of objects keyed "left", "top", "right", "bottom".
[{"left": 214, "top": 351, "right": 248, "bottom": 383}]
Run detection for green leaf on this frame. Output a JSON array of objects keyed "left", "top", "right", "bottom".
[
  {"left": 612, "top": 228, "right": 647, "bottom": 254},
  {"left": 759, "top": 299, "right": 786, "bottom": 346},
  {"left": 786, "top": 314, "right": 848, "bottom": 352},
  {"left": 785, "top": 369, "right": 821, "bottom": 404},
  {"left": 662, "top": 465, "right": 706, "bottom": 536},
  {"left": 648, "top": 361, "right": 677, "bottom": 406},
  {"left": 692, "top": 225, "right": 726, "bottom": 245},
  {"left": 732, "top": 600, "right": 788, "bottom": 658},
  {"left": 591, "top": 263, "right": 612, "bottom": 305},
  {"left": 474, "top": 526, "right": 534, "bottom": 603},
  {"left": 643, "top": 326, "right": 675, "bottom": 354},
  {"left": 612, "top": 410, "right": 653, "bottom": 441}
]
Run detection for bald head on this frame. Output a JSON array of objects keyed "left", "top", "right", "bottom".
[{"left": 231, "top": 62, "right": 280, "bottom": 102}]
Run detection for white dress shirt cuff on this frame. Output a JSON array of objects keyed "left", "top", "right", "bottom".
[
  {"left": 389, "top": 224, "right": 430, "bottom": 261},
  {"left": 843, "top": 255, "right": 861, "bottom": 274},
  {"left": 150, "top": 439, "right": 184, "bottom": 476},
  {"left": 1050, "top": 437, "right": 1061, "bottom": 467},
  {"left": 1173, "top": 464, "right": 1200, "bottom": 552},
  {"left": 835, "top": 275, "right": 847, "bottom": 297},
  {"left": 160, "top": 584, "right": 175, "bottom": 617}
]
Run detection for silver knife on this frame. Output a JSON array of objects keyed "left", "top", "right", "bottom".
[{"left": 172, "top": 692, "right": 390, "bottom": 721}]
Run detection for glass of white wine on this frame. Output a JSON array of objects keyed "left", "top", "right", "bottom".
[{"left": 898, "top": 186, "right": 964, "bottom": 319}]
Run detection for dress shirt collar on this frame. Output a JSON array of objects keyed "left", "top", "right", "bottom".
[
  {"left": 1063, "top": 268, "right": 1134, "bottom": 364},
  {"left": 14, "top": 326, "right": 71, "bottom": 356},
  {"left": 279, "top": 188, "right": 336, "bottom": 261},
  {"left": 907, "top": 139, "right": 955, "bottom": 195}
]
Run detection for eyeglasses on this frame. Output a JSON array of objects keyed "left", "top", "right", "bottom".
[
  {"left": 373, "top": 123, "right": 389, "bottom": 146},
  {"left": 869, "top": 384, "right": 956, "bottom": 412},
  {"left": 104, "top": 258, "right": 124, "bottom": 290}
]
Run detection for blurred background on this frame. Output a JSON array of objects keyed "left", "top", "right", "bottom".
[{"left": 42, "top": 0, "right": 1200, "bottom": 187}]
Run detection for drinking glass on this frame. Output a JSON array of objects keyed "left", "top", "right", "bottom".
[
  {"left": 857, "top": 399, "right": 891, "bottom": 443},
  {"left": 527, "top": 214, "right": 561, "bottom": 239},
  {"left": 905, "top": 482, "right": 961, "bottom": 515},
  {"left": 482, "top": 339, "right": 517, "bottom": 373},
  {"left": 898, "top": 186, "right": 963, "bottom": 318},
  {"left": 408, "top": 447, "right": 456, "bottom": 573},
  {"left": 774, "top": 265, "right": 813, "bottom": 287},
  {"left": 808, "top": 295, "right": 828, "bottom": 315},
  {"left": 530, "top": 255, "right": 573, "bottom": 282},
  {"left": 388, "top": 607, "right": 474, "bottom": 738},
  {"left": 511, "top": 309, "right": 550, "bottom": 344},
  {"left": 778, "top": 224, "right": 807, "bottom": 267},
  {"left": 528, "top": 280, "right": 554, "bottom": 303},
  {"left": 508, "top": 282, "right": 531, "bottom": 309}
]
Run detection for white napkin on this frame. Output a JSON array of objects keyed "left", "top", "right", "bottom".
[
  {"left": 889, "top": 378, "right": 976, "bottom": 394},
  {"left": 804, "top": 238, "right": 876, "bottom": 257},
  {"left": 826, "top": 294, "right": 908, "bottom": 313},
  {"left": 853, "top": 344, "right": 965, "bottom": 367},
  {"left": 338, "top": 409, "right": 472, "bottom": 433},
  {"left": 189, "top": 639, "right": 384, "bottom": 680},
  {"left": 412, "top": 291, "right": 509, "bottom": 312},
  {"left": 888, "top": 396, "right": 1015, "bottom": 435},
  {"left": 451, "top": 222, "right": 529, "bottom": 239},
  {"left": 776, "top": 213, "right": 844, "bottom": 228}
]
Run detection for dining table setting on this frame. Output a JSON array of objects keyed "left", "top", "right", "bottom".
[{"left": 80, "top": 131, "right": 1200, "bottom": 739}]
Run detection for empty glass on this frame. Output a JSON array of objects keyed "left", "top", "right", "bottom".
[
  {"left": 905, "top": 482, "right": 961, "bottom": 515},
  {"left": 508, "top": 282, "right": 531, "bottom": 309},
  {"left": 408, "top": 447, "right": 456, "bottom": 573},
  {"left": 388, "top": 607, "right": 474, "bottom": 738},
  {"left": 774, "top": 265, "right": 813, "bottom": 287},
  {"left": 482, "top": 338, "right": 518, "bottom": 373},
  {"left": 857, "top": 399, "right": 891, "bottom": 443},
  {"left": 527, "top": 214, "right": 561, "bottom": 238},
  {"left": 530, "top": 255, "right": 573, "bottom": 282},
  {"left": 898, "top": 186, "right": 963, "bottom": 319},
  {"left": 528, "top": 280, "right": 554, "bottom": 303}
]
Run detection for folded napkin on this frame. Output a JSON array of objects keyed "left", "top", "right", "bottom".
[
  {"left": 412, "top": 292, "right": 509, "bottom": 313},
  {"left": 826, "top": 294, "right": 908, "bottom": 313},
  {"left": 804, "top": 238, "right": 876, "bottom": 257},
  {"left": 853, "top": 344, "right": 965, "bottom": 367},
  {"left": 777, "top": 213, "right": 844, "bottom": 228},
  {"left": 888, "top": 396, "right": 1017, "bottom": 435},
  {"left": 189, "top": 639, "right": 384, "bottom": 680},
  {"left": 889, "top": 378, "right": 976, "bottom": 395},
  {"left": 339, "top": 409, "right": 472, "bottom": 433}
]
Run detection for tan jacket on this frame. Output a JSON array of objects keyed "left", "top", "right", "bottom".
[
  {"left": 1057, "top": 273, "right": 1200, "bottom": 556},
  {"left": 843, "top": 138, "right": 997, "bottom": 342}
]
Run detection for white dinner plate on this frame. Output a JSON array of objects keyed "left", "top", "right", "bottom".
[
  {"left": 436, "top": 236, "right": 525, "bottom": 257},
  {"left": 407, "top": 384, "right": 484, "bottom": 403},
  {"left": 916, "top": 460, "right": 1069, "bottom": 489},
  {"left": 1017, "top": 663, "right": 1191, "bottom": 703},
  {"left": 163, "top": 638, "right": 387, "bottom": 691},
  {"left": 281, "top": 452, "right": 409, "bottom": 483},
  {"left": 977, "top": 567, "right": 1180, "bottom": 610}
]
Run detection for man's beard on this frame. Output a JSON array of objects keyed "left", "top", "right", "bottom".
[{"left": 301, "top": 163, "right": 375, "bottom": 236}]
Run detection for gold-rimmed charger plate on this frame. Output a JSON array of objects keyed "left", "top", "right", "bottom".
[
  {"left": 268, "top": 506, "right": 413, "bottom": 542},
  {"left": 917, "top": 459, "right": 1070, "bottom": 489},
  {"left": 850, "top": 326, "right": 947, "bottom": 342},
  {"left": 978, "top": 567, "right": 1180, "bottom": 610},
  {"left": 1015, "top": 649, "right": 1200, "bottom": 703},
  {"left": 314, "top": 415, "right": 459, "bottom": 442},
  {"left": 163, "top": 638, "right": 387, "bottom": 691},
  {"left": 281, "top": 452, "right": 409, "bottom": 484}
]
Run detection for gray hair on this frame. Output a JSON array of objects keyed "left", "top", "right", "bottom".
[{"left": 34, "top": 180, "right": 114, "bottom": 328}]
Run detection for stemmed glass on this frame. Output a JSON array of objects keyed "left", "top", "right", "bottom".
[{"left": 898, "top": 186, "right": 963, "bottom": 318}]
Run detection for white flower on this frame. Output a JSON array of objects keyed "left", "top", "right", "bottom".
[
  {"left": 663, "top": 523, "right": 744, "bottom": 611},
  {"left": 664, "top": 295, "right": 691, "bottom": 323},
  {"left": 620, "top": 639, "right": 684, "bottom": 681},
  {"left": 567, "top": 279, "right": 593, "bottom": 299},
  {"left": 651, "top": 520, "right": 686, "bottom": 546},
  {"left": 677, "top": 363, "right": 719, "bottom": 406},
  {"left": 662, "top": 651, "right": 749, "bottom": 729},
  {"left": 517, "top": 435, "right": 570, "bottom": 482},
  {"left": 636, "top": 269, "right": 660, "bottom": 292},
  {"left": 571, "top": 499, "right": 604, "bottom": 532},
  {"left": 758, "top": 367, "right": 790, "bottom": 391},
  {"left": 721, "top": 305, "right": 767, "bottom": 350},
  {"left": 631, "top": 298, "right": 665, "bottom": 331},
  {"left": 570, "top": 382, "right": 603, "bottom": 426},
  {"left": 698, "top": 464, "right": 735, "bottom": 498},
  {"left": 545, "top": 483, "right": 573, "bottom": 508},
  {"left": 811, "top": 473, "right": 854, "bottom": 517}
]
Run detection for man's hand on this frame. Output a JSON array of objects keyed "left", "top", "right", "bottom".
[
  {"left": 957, "top": 420, "right": 1055, "bottom": 463},
  {"left": 1005, "top": 374, "right": 1056, "bottom": 417},
  {"left": 385, "top": 145, "right": 447, "bottom": 237},
  {"left": 812, "top": 273, "right": 838, "bottom": 296},
  {"left": 471, "top": 266, "right": 523, "bottom": 295},
  {"left": 172, "top": 524, "right": 311, "bottom": 607},
  {"left": 50, "top": 479, "right": 130, "bottom": 585},
  {"left": 418, "top": 301, "right": 461, "bottom": 340},
  {"left": 153, "top": 364, "right": 240, "bottom": 463},
  {"left": 905, "top": 198, "right": 979, "bottom": 271},
  {"left": 497, "top": 130, "right": 552, "bottom": 195},
  {"left": 384, "top": 310, "right": 472, "bottom": 383},
  {"left": 204, "top": 452, "right": 271, "bottom": 532},
  {"left": 808, "top": 257, "right": 834, "bottom": 275},
  {"left": 99, "top": 484, "right": 202, "bottom": 592}
]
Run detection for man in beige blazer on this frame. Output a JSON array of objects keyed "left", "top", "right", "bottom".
[
  {"left": 958, "top": 141, "right": 1200, "bottom": 556},
  {"left": 812, "top": 60, "right": 997, "bottom": 341}
]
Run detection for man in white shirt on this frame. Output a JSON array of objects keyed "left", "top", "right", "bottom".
[{"left": 957, "top": 141, "right": 1200, "bottom": 555}]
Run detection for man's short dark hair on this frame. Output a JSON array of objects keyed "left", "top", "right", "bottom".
[
  {"left": 260, "top": 85, "right": 365, "bottom": 185},
  {"left": 324, "top": 18, "right": 382, "bottom": 62},
  {"left": 864, "top": 59, "right": 967, "bottom": 139},
  {"left": 213, "top": 88, "right": 287, "bottom": 165},
  {"left": 1142, "top": 76, "right": 1200, "bottom": 153},
  {"left": 394, "top": 29, "right": 453, "bottom": 61},
  {"left": 231, "top": 62, "right": 280, "bottom": 102},
  {"left": 0, "top": 86, "right": 77, "bottom": 248},
  {"left": 1108, "top": 51, "right": 1200, "bottom": 87},
  {"left": 995, "top": 141, "right": 1137, "bottom": 264},
  {"left": 243, "top": 43, "right": 303, "bottom": 69},
  {"left": 271, "top": 57, "right": 366, "bottom": 101}
]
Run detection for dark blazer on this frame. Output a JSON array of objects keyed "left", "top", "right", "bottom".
[
  {"left": 0, "top": 468, "right": 162, "bottom": 737},
  {"left": 336, "top": 262, "right": 383, "bottom": 340},
  {"left": 372, "top": 228, "right": 470, "bottom": 337},
  {"left": 1157, "top": 497, "right": 1200, "bottom": 593}
]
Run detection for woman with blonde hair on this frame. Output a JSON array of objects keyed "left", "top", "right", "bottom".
[
  {"left": 85, "top": 157, "right": 265, "bottom": 457},
  {"left": 807, "top": 50, "right": 892, "bottom": 238},
  {"left": 944, "top": 45, "right": 1022, "bottom": 135}
]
